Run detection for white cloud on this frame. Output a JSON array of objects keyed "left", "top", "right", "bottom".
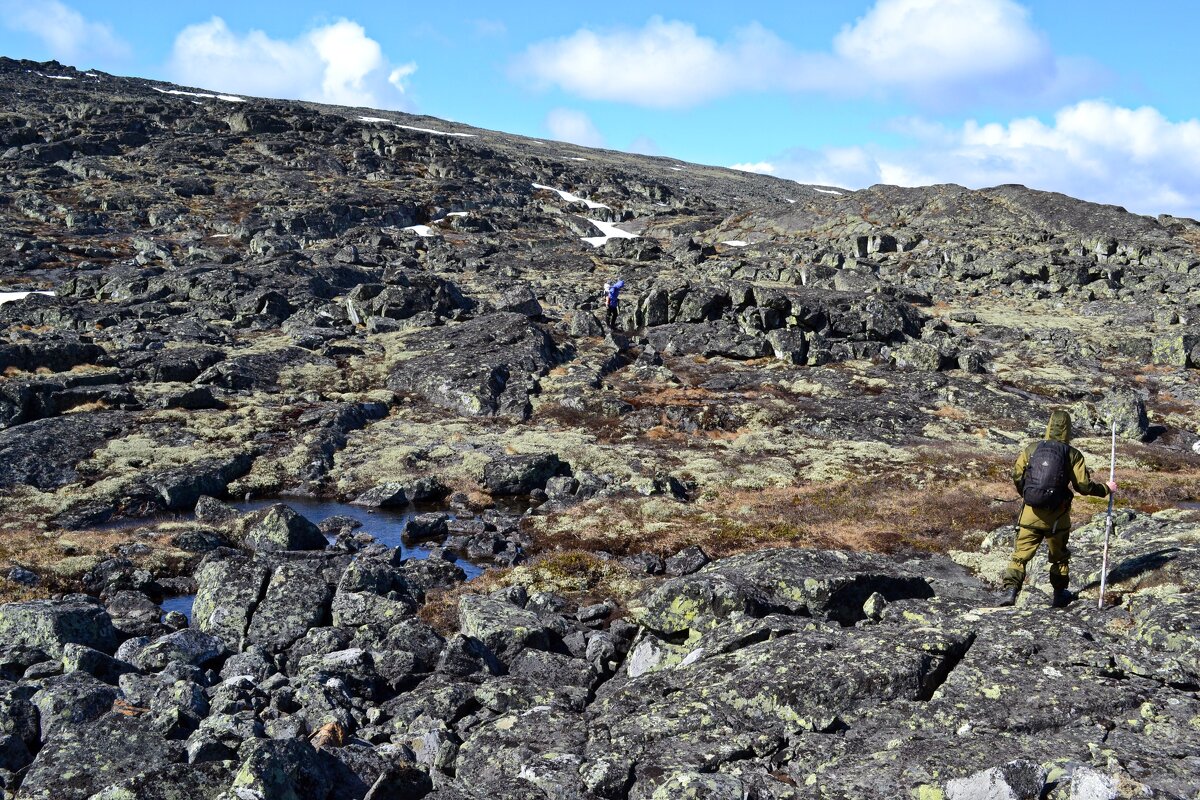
[
  {"left": 0, "top": 0, "right": 129, "bottom": 64},
  {"left": 168, "top": 17, "right": 415, "bottom": 109},
  {"left": 514, "top": 1, "right": 1094, "bottom": 109},
  {"left": 832, "top": 0, "right": 1052, "bottom": 100},
  {"left": 763, "top": 100, "right": 1200, "bottom": 218},
  {"left": 544, "top": 108, "right": 605, "bottom": 147},
  {"left": 627, "top": 136, "right": 661, "bottom": 155},
  {"left": 729, "top": 162, "right": 777, "bottom": 175},
  {"left": 513, "top": 17, "right": 795, "bottom": 108}
]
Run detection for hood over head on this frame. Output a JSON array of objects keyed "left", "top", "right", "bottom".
[{"left": 1045, "top": 409, "right": 1072, "bottom": 443}]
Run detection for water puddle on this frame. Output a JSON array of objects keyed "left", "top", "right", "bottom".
[
  {"left": 233, "top": 497, "right": 486, "bottom": 580},
  {"left": 161, "top": 594, "right": 196, "bottom": 623}
]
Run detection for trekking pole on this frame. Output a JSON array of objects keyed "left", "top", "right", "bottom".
[{"left": 1098, "top": 421, "right": 1116, "bottom": 609}]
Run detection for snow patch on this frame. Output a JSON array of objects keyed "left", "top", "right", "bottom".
[
  {"left": 783, "top": 198, "right": 796, "bottom": 204},
  {"left": 582, "top": 219, "right": 637, "bottom": 248},
  {"left": 531, "top": 183, "right": 609, "bottom": 210},
  {"left": 396, "top": 124, "right": 474, "bottom": 138},
  {"left": 812, "top": 188, "right": 843, "bottom": 196},
  {"left": 720, "top": 240, "right": 749, "bottom": 247},
  {"left": 359, "top": 116, "right": 392, "bottom": 123},
  {"left": 402, "top": 225, "right": 436, "bottom": 237},
  {"left": 566, "top": 157, "right": 588, "bottom": 161},
  {"left": 151, "top": 86, "right": 244, "bottom": 102},
  {"left": 0, "top": 291, "right": 55, "bottom": 305},
  {"left": 38, "top": 73, "right": 74, "bottom": 81}
]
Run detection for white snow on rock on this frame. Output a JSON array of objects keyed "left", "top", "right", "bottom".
[
  {"left": 151, "top": 86, "right": 244, "bottom": 102},
  {"left": 83, "top": 73, "right": 98, "bottom": 77},
  {"left": 812, "top": 188, "right": 842, "bottom": 196},
  {"left": 38, "top": 73, "right": 74, "bottom": 81},
  {"left": 0, "top": 291, "right": 55, "bottom": 305},
  {"left": 670, "top": 166, "right": 684, "bottom": 171},
  {"left": 566, "top": 157, "right": 588, "bottom": 162},
  {"left": 396, "top": 124, "right": 474, "bottom": 138},
  {"left": 531, "top": 183, "right": 609, "bottom": 210},
  {"left": 720, "top": 240, "right": 749, "bottom": 247},
  {"left": 582, "top": 219, "right": 637, "bottom": 248},
  {"left": 401, "top": 225, "right": 436, "bottom": 237},
  {"left": 359, "top": 116, "right": 392, "bottom": 123},
  {"left": 783, "top": 198, "right": 796, "bottom": 204}
]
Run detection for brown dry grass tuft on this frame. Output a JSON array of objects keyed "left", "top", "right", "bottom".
[
  {"left": 418, "top": 569, "right": 510, "bottom": 635},
  {"left": 535, "top": 468, "right": 1017, "bottom": 562},
  {"left": 0, "top": 526, "right": 193, "bottom": 605},
  {"left": 417, "top": 550, "right": 640, "bottom": 635}
]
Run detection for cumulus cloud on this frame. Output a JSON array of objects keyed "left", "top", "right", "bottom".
[
  {"left": 513, "top": 17, "right": 794, "bottom": 108},
  {"left": 762, "top": 100, "right": 1200, "bottom": 218},
  {"left": 168, "top": 17, "right": 416, "bottom": 109},
  {"left": 0, "top": 0, "right": 129, "bottom": 64},
  {"left": 831, "top": 0, "right": 1053, "bottom": 103},
  {"left": 514, "top": 1, "right": 1095, "bottom": 109},
  {"left": 544, "top": 108, "right": 605, "bottom": 147}
]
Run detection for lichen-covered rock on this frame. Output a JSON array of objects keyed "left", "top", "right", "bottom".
[
  {"left": 351, "top": 482, "right": 408, "bottom": 508},
  {"left": 31, "top": 671, "right": 122, "bottom": 739},
  {"left": 227, "top": 737, "right": 331, "bottom": 800},
  {"left": 240, "top": 504, "right": 328, "bottom": 552},
  {"left": 0, "top": 596, "right": 119, "bottom": 658},
  {"left": 457, "top": 594, "right": 551, "bottom": 663},
  {"left": 129, "top": 628, "right": 228, "bottom": 672},
  {"left": 482, "top": 453, "right": 566, "bottom": 496},
  {"left": 18, "top": 712, "right": 183, "bottom": 800},
  {"left": 387, "top": 313, "right": 559, "bottom": 419},
  {"left": 193, "top": 553, "right": 270, "bottom": 649},
  {"left": 244, "top": 554, "right": 349, "bottom": 653}
]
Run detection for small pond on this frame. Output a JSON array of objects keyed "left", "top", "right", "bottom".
[
  {"left": 232, "top": 497, "right": 485, "bottom": 580},
  {"left": 144, "top": 496, "right": 502, "bottom": 621}
]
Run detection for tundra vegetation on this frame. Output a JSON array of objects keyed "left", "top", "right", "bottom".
[{"left": 0, "top": 58, "right": 1197, "bottom": 799}]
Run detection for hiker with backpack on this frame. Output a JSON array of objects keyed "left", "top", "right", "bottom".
[
  {"left": 603, "top": 279, "right": 624, "bottom": 330},
  {"left": 1000, "top": 409, "right": 1117, "bottom": 607}
]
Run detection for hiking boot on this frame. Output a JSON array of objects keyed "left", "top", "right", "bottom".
[
  {"left": 1051, "top": 588, "right": 1072, "bottom": 608},
  {"left": 998, "top": 587, "right": 1020, "bottom": 607}
]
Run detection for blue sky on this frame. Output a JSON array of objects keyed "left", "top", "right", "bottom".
[{"left": 3, "top": 0, "right": 1199, "bottom": 218}]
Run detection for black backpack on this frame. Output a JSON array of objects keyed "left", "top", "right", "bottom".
[{"left": 1023, "top": 441, "right": 1070, "bottom": 508}]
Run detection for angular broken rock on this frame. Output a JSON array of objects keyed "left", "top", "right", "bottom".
[{"left": 240, "top": 503, "right": 328, "bottom": 551}]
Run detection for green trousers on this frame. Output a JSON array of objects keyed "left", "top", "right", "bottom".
[{"left": 1003, "top": 525, "right": 1070, "bottom": 591}]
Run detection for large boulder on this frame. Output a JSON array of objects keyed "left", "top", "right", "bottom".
[
  {"left": 240, "top": 504, "right": 328, "bottom": 551},
  {"left": 193, "top": 552, "right": 271, "bottom": 649},
  {"left": 128, "top": 628, "right": 228, "bottom": 672},
  {"left": 17, "top": 713, "right": 184, "bottom": 800},
  {"left": 244, "top": 554, "right": 349, "bottom": 653},
  {"left": 482, "top": 453, "right": 566, "bottom": 496},
  {"left": 645, "top": 321, "right": 771, "bottom": 360},
  {"left": 387, "top": 313, "right": 559, "bottom": 419},
  {"left": 0, "top": 597, "right": 119, "bottom": 657},
  {"left": 458, "top": 594, "right": 551, "bottom": 664}
]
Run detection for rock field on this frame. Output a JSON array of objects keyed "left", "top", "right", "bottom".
[{"left": 0, "top": 58, "right": 1198, "bottom": 799}]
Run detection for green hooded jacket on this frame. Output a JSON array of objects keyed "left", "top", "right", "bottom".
[{"left": 1013, "top": 410, "right": 1109, "bottom": 532}]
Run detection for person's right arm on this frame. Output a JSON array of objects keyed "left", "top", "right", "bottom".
[{"left": 1069, "top": 449, "right": 1111, "bottom": 497}]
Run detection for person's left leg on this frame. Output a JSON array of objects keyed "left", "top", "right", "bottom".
[{"left": 1047, "top": 528, "right": 1071, "bottom": 605}]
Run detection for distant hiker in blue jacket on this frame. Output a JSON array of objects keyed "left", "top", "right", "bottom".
[{"left": 603, "top": 279, "right": 624, "bottom": 330}]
